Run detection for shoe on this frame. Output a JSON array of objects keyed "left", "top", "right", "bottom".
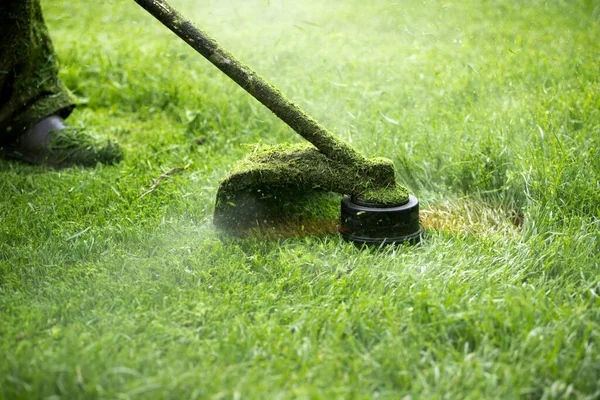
[{"left": 1, "top": 116, "right": 123, "bottom": 167}]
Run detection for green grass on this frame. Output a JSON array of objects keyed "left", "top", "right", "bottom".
[{"left": 1, "top": 0, "right": 599, "bottom": 398}]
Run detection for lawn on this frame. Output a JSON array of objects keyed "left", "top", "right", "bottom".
[{"left": 1, "top": 0, "right": 599, "bottom": 398}]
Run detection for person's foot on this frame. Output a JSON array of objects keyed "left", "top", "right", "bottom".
[{"left": 1, "top": 116, "right": 123, "bottom": 167}]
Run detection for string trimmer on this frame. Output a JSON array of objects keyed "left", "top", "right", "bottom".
[{"left": 134, "top": 0, "right": 423, "bottom": 246}]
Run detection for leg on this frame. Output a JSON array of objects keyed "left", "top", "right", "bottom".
[
  {"left": 0, "top": 0, "right": 75, "bottom": 144},
  {"left": 0, "top": 0, "right": 122, "bottom": 166}
]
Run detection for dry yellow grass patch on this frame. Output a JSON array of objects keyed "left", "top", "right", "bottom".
[{"left": 421, "top": 199, "right": 523, "bottom": 238}]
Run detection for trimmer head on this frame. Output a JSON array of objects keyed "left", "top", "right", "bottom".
[
  {"left": 339, "top": 195, "right": 423, "bottom": 246},
  {"left": 213, "top": 144, "right": 423, "bottom": 245}
]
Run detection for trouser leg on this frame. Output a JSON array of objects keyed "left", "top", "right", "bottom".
[{"left": 0, "top": 0, "right": 76, "bottom": 146}]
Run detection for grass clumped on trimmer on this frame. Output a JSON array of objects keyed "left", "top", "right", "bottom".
[{"left": 214, "top": 143, "right": 409, "bottom": 232}]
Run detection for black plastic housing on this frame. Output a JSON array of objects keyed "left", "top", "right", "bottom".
[{"left": 339, "top": 194, "right": 423, "bottom": 246}]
